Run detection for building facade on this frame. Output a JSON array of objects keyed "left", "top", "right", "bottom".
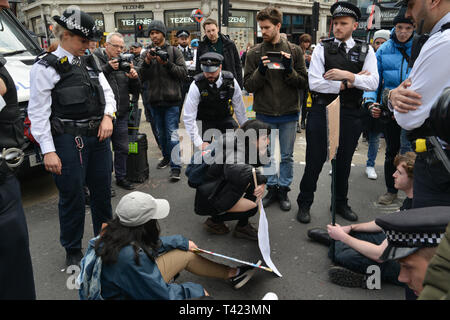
[{"left": 21, "top": 0, "right": 335, "bottom": 51}]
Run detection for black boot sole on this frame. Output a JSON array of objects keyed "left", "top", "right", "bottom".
[{"left": 328, "top": 266, "right": 366, "bottom": 288}]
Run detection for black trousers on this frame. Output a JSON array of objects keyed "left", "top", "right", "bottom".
[
  {"left": 412, "top": 151, "right": 450, "bottom": 208},
  {"left": 200, "top": 117, "right": 238, "bottom": 143},
  {"left": 382, "top": 119, "right": 402, "bottom": 194},
  {"left": 211, "top": 194, "right": 258, "bottom": 227},
  {"left": 0, "top": 174, "right": 36, "bottom": 300},
  {"left": 297, "top": 104, "right": 363, "bottom": 208}
]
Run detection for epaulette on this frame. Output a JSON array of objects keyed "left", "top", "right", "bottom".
[
  {"left": 354, "top": 38, "right": 367, "bottom": 44},
  {"left": 35, "top": 52, "right": 58, "bottom": 68},
  {"left": 193, "top": 73, "right": 205, "bottom": 82},
  {"left": 221, "top": 70, "right": 234, "bottom": 80},
  {"left": 320, "top": 37, "right": 335, "bottom": 45}
]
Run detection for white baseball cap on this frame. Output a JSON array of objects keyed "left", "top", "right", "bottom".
[{"left": 115, "top": 192, "right": 170, "bottom": 227}]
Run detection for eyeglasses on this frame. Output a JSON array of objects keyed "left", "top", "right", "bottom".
[{"left": 108, "top": 43, "right": 124, "bottom": 50}]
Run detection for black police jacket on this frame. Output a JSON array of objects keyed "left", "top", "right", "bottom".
[
  {"left": 194, "top": 71, "right": 235, "bottom": 121},
  {"left": 0, "top": 63, "right": 24, "bottom": 149},
  {"left": 196, "top": 133, "right": 267, "bottom": 213},
  {"left": 195, "top": 33, "right": 243, "bottom": 89},
  {"left": 37, "top": 53, "right": 105, "bottom": 121},
  {"left": 93, "top": 48, "right": 140, "bottom": 118}
]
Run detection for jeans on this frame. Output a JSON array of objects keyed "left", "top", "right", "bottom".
[
  {"left": 400, "top": 128, "right": 413, "bottom": 155},
  {"left": 152, "top": 106, "right": 181, "bottom": 169},
  {"left": 329, "top": 232, "right": 403, "bottom": 286},
  {"left": 366, "top": 130, "right": 381, "bottom": 168},
  {"left": 53, "top": 134, "right": 112, "bottom": 250},
  {"left": 264, "top": 120, "right": 297, "bottom": 188},
  {"left": 111, "top": 116, "right": 129, "bottom": 180}
]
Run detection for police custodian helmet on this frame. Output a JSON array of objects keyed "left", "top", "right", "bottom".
[
  {"left": 199, "top": 52, "right": 224, "bottom": 73},
  {"left": 53, "top": 7, "right": 101, "bottom": 41},
  {"left": 376, "top": 206, "right": 450, "bottom": 261}
]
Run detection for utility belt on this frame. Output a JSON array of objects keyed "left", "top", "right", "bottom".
[
  {"left": 413, "top": 137, "right": 450, "bottom": 175},
  {"left": 51, "top": 117, "right": 102, "bottom": 137},
  {"left": 311, "top": 92, "right": 360, "bottom": 109}
]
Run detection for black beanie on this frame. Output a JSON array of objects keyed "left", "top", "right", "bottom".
[
  {"left": 393, "top": 7, "right": 413, "bottom": 26},
  {"left": 147, "top": 20, "right": 167, "bottom": 37}
]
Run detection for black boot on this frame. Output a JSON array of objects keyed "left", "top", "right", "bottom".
[
  {"left": 278, "top": 186, "right": 291, "bottom": 211},
  {"left": 262, "top": 185, "right": 279, "bottom": 208}
]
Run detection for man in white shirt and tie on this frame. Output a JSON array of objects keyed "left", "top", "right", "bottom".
[{"left": 296, "top": 1, "right": 379, "bottom": 224}]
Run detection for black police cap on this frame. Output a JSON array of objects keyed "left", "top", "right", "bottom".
[
  {"left": 53, "top": 8, "right": 100, "bottom": 41},
  {"left": 176, "top": 30, "right": 190, "bottom": 38},
  {"left": 199, "top": 52, "right": 224, "bottom": 66},
  {"left": 376, "top": 206, "right": 450, "bottom": 261},
  {"left": 330, "top": 1, "right": 362, "bottom": 21}
]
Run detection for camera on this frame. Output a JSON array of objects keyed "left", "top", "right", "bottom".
[
  {"left": 148, "top": 47, "right": 169, "bottom": 62},
  {"left": 113, "top": 53, "right": 134, "bottom": 73}
]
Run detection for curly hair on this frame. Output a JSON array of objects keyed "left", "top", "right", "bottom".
[{"left": 394, "top": 152, "right": 417, "bottom": 178}]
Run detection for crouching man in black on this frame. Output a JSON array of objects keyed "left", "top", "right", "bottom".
[{"left": 194, "top": 120, "right": 270, "bottom": 241}]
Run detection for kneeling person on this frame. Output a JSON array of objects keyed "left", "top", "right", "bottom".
[{"left": 183, "top": 52, "right": 248, "bottom": 151}]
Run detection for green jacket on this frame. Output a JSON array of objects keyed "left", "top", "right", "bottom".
[
  {"left": 243, "top": 38, "right": 307, "bottom": 116},
  {"left": 419, "top": 223, "right": 450, "bottom": 300}
]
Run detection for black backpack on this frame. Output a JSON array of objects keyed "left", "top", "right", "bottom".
[{"left": 185, "top": 141, "right": 219, "bottom": 188}]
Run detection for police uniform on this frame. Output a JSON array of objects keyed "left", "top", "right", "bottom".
[
  {"left": 0, "top": 55, "right": 36, "bottom": 299},
  {"left": 183, "top": 52, "right": 248, "bottom": 148},
  {"left": 296, "top": 2, "right": 379, "bottom": 222},
  {"left": 376, "top": 206, "right": 450, "bottom": 299},
  {"left": 27, "top": 9, "right": 117, "bottom": 265},
  {"left": 390, "top": 5, "right": 450, "bottom": 209},
  {"left": 177, "top": 30, "right": 196, "bottom": 105}
]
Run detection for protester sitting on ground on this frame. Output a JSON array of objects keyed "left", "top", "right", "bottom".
[
  {"left": 307, "top": 152, "right": 416, "bottom": 288},
  {"left": 194, "top": 119, "right": 270, "bottom": 241},
  {"left": 78, "top": 191, "right": 259, "bottom": 300}
]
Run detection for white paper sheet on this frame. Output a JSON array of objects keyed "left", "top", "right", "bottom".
[{"left": 258, "top": 201, "right": 282, "bottom": 277}]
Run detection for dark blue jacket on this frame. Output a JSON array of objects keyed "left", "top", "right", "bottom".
[{"left": 363, "top": 28, "right": 414, "bottom": 103}]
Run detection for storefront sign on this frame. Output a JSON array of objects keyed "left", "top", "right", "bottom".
[
  {"left": 115, "top": 12, "right": 154, "bottom": 32},
  {"left": 165, "top": 10, "right": 198, "bottom": 29},
  {"left": 123, "top": 5, "right": 145, "bottom": 10}
]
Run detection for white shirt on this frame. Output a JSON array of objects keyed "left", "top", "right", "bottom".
[
  {"left": 183, "top": 72, "right": 248, "bottom": 147},
  {"left": 308, "top": 37, "right": 379, "bottom": 93},
  {"left": 28, "top": 45, "right": 116, "bottom": 155},
  {"left": 0, "top": 95, "right": 5, "bottom": 113},
  {"left": 394, "top": 13, "right": 450, "bottom": 131},
  {"left": 178, "top": 45, "right": 196, "bottom": 71}
]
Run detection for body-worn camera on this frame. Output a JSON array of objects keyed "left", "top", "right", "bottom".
[
  {"left": 113, "top": 53, "right": 134, "bottom": 73},
  {"left": 148, "top": 47, "right": 169, "bottom": 62}
]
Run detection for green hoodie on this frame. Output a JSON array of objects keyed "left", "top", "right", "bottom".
[{"left": 243, "top": 37, "right": 307, "bottom": 116}]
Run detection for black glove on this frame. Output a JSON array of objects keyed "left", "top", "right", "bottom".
[
  {"left": 258, "top": 58, "right": 268, "bottom": 75},
  {"left": 282, "top": 55, "right": 292, "bottom": 73}
]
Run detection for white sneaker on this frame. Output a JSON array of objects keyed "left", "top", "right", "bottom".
[{"left": 366, "top": 167, "right": 377, "bottom": 180}]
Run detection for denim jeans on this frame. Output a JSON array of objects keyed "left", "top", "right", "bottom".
[
  {"left": 53, "top": 134, "right": 112, "bottom": 250},
  {"left": 400, "top": 128, "right": 413, "bottom": 155},
  {"left": 366, "top": 130, "right": 381, "bottom": 168},
  {"left": 264, "top": 120, "right": 297, "bottom": 188},
  {"left": 329, "top": 232, "right": 403, "bottom": 286},
  {"left": 152, "top": 106, "right": 181, "bottom": 169},
  {"left": 111, "top": 116, "right": 129, "bottom": 180}
]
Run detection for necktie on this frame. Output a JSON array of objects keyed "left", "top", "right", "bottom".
[
  {"left": 339, "top": 42, "right": 347, "bottom": 54},
  {"left": 72, "top": 56, "right": 81, "bottom": 67}
]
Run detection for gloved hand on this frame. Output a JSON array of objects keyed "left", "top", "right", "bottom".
[{"left": 258, "top": 58, "right": 268, "bottom": 75}]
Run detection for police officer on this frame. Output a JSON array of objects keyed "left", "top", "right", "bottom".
[
  {"left": 376, "top": 206, "right": 450, "bottom": 299},
  {"left": 388, "top": 1, "right": 450, "bottom": 209},
  {"left": 0, "top": 1, "right": 36, "bottom": 299},
  {"left": 183, "top": 52, "right": 248, "bottom": 151},
  {"left": 177, "top": 30, "right": 196, "bottom": 105},
  {"left": 28, "top": 8, "right": 117, "bottom": 267},
  {"left": 296, "top": 2, "right": 379, "bottom": 224}
]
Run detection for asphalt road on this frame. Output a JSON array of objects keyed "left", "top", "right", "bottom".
[{"left": 19, "top": 114, "right": 405, "bottom": 300}]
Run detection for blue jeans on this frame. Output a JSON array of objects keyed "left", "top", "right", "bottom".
[
  {"left": 152, "top": 106, "right": 181, "bottom": 169},
  {"left": 264, "top": 121, "right": 297, "bottom": 188},
  {"left": 366, "top": 130, "right": 381, "bottom": 168},
  {"left": 111, "top": 116, "right": 129, "bottom": 180},
  {"left": 400, "top": 128, "right": 413, "bottom": 155},
  {"left": 53, "top": 134, "right": 112, "bottom": 250}
]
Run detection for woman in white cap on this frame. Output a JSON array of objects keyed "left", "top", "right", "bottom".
[{"left": 78, "top": 191, "right": 258, "bottom": 300}]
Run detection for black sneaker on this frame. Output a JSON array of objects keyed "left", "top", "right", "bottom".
[
  {"left": 297, "top": 206, "right": 311, "bottom": 224},
  {"left": 65, "top": 249, "right": 84, "bottom": 268},
  {"left": 229, "top": 260, "right": 261, "bottom": 289},
  {"left": 170, "top": 168, "right": 181, "bottom": 182},
  {"left": 116, "top": 178, "right": 135, "bottom": 190},
  {"left": 157, "top": 157, "right": 170, "bottom": 169},
  {"left": 328, "top": 266, "right": 367, "bottom": 288}
]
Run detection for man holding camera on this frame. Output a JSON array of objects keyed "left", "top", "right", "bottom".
[
  {"left": 363, "top": 7, "right": 414, "bottom": 204},
  {"left": 140, "top": 20, "right": 187, "bottom": 181},
  {"left": 93, "top": 33, "right": 140, "bottom": 190}
]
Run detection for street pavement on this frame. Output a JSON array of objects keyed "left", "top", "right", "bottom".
[{"left": 20, "top": 112, "right": 405, "bottom": 300}]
